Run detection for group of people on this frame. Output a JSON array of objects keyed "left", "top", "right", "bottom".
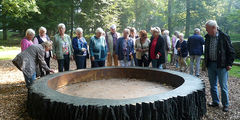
[{"left": 12, "top": 20, "right": 235, "bottom": 112}]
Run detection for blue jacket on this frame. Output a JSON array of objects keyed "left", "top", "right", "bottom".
[
  {"left": 89, "top": 36, "right": 107, "bottom": 61},
  {"left": 72, "top": 37, "right": 88, "bottom": 56},
  {"left": 115, "top": 37, "right": 134, "bottom": 61},
  {"left": 187, "top": 34, "right": 205, "bottom": 55},
  {"left": 176, "top": 40, "right": 188, "bottom": 57}
]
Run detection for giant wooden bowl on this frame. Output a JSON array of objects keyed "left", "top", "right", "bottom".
[{"left": 27, "top": 67, "right": 206, "bottom": 120}]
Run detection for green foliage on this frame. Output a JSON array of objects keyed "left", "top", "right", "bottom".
[{"left": 232, "top": 42, "right": 240, "bottom": 59}]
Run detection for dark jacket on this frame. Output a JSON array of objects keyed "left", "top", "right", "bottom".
[
  {"left": 115, "top": 37, "right": 134, "bottom": 61},
  {"left": 176, "top": 40, "right": 188, "bottom": 57},
  {"left": 204, "top": 30, "right": 235, "bottom": 68},
  {"left": 149, "top": 35, "right": 165, "bottom": 64},
  {"left": 72, "top": 37, "right": 88, "bottom": 56},
  {"left": 187, "top": 34, "right": 205, "bottom": 55}
]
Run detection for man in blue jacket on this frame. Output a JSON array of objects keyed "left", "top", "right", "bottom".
[{"left": 187, "top": 28, "right": 205, "bottom": 77}]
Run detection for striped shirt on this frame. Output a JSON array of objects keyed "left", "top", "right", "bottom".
[{"left": 209, "top": 33, "right": 219, "bottom": 61}]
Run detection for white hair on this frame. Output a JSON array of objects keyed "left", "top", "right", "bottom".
[
  {"left": 179, "top": 33, "right": 184, "bottom": 38},
  {"left": 39, "top": 26, "right": 47, "bottom": 33},
  {"left": 58, "top": 23, "right": 66, "bottom": 29},
  {"left": 123, "top": 28, "right": 130, "bottom": 34},
  {"left": 25, "top": 28, "right": 35, "bottom": 36},
  {"left": 75, "top": 27, "right": 83, "bottom": 33},
  {"left": 205, "top": 20, "right": 218, "bottom": 28},
  {"left": 96, "top": 27, "right": 104, "bottom": 34},
  {"left": 110, "top": 24, "right": 116, "bottom": 30},
  {"left": 163, "top": 30, "right": 169, "bottom": 35},
  {"left": 152, "top": 27, "right": 161, "bottom": 33},
  {"left": 42, "top": 41, "right": 53, "bottom": 49},
  {"left": 194, "top": 28, "right": 200, "bottom": 34}
]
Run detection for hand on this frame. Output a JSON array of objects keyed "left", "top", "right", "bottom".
[
  {"left": 107, "top": 52, "right": 111, "bottom": 55},
  {"left": 49, "top": 69, "right": 55, "bottom": 73},
  {"left": 156, "top": 54, "right": 160, "bottom": 59},
  {"left": 53, "top": 55, "right": 57, "bottom": 60},
  {"left": 81, "top": 48, "right": 86, "bottom": 52},
  {"left": 177, "top": 48, "right": 181, "bottom": 51},
  {"left": 226, "top": 66, "right": 232, "bottom": 71},
  {"left": 91, "top": 56, "right": 95, "bottom": 61}
]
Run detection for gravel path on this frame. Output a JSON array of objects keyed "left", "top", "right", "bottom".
[{"left": 0, "top": 60, "right": 239, "bottom": 120}]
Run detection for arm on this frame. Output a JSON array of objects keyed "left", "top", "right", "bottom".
[
  {"left": 52, "top": 35, "right": 57, "bottom": 57},
  {"left": 37, "top": 49, "right": 50, "bottom": 72},
  {"left": 115, "top": 38, "right": 120, "bottom": 55},
  {"left": 225, "top": 35, "right": 235, "bottom": 67},
  {"left": 167, "top": 36, "right": 171, "bottom": 50},
  {"left": 89, "top": 37, "right": 94, "bottom": 57},
  {"left": 72, "top": 38, "right": 79, "bottom": 53}
]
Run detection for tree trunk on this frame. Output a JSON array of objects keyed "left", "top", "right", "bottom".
[
  {"left": 185, "top": 0, "right": 191, "bottom": 38},
  {"left": 2, "top": 14, "right": 8, "bottom": 40},
  {"left": 70, "top": 0, "right": 74, "bottom": 39},
  {"left": 168, "top": 0, "right": 173, "bottom": 36}
]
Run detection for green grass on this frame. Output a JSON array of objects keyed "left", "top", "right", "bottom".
[
  {"left": 229, "top": 66, "right": 240, "bottom": 78},
  {"left": 230, "top": 33, "right": 240, "bottom": 42},
  {"left": 0, "top": 46, "right": 20, "bottom": 52}
]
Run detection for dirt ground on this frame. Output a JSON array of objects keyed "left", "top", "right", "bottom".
[{"left": 0, "top": 59, "right": 239, "bottom": 120}]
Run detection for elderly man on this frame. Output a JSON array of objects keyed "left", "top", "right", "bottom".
[
  {"left": 116, "top": 29, "right": 134, "bottom": 67},
  {"left": 33, "top": 26, "right": 52, "bottom": 76},
  {"left": 106, "top": 24, "right": 120, "bottom": 66},
  {"left": 21, "top": 29, "right": 35, "bottom": 51},
  {"left": 12, "top": 41, "right": 55, "bottom": 89},
  {"left": 89, "top": 28, "right": 108, "bottom": 68},
  {"left": 205, "top": 20, "right": 235, "bottom": 112},
  {"left": 162, "top": 30, "right": 171, "bottom": 69},
  {"left": 53, "top": 23, "right": 73, "bottom": 72},
  {"left": 187, "top": 28, "right": 205, "bottom": 77}
]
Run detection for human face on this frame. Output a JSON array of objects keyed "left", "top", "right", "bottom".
[
  {"left": 206, "top": 25, "right": 217, "bottom": 36},
  {"left": 153, "top": 31, "right": 159, "bottom": 38},
  {"left": 27, "top": 34, "right": 35, "bottom": 41},
  {"left": 39, "top": 30, "right": 46, "bottom": 37},
  {"left": 96, "top": 32, "right": 102, "bottom": 38},
  {"left": 110, "top": 28, "right": 116, "bottom": 34},
  {"left": 59, "top": 27, "right": 65, "bottom": 35},
  {"left": 179, "top": 35, "right": 184, "bottom": 41},
  {"left": 45, "top": 46, "right": 52, "bottom": 51},
  {"left": 76, "top": 32, "right": 82, "bottom": 38},
  {"left": 123, "top": 31, "right": 129, "bottom": 39}
]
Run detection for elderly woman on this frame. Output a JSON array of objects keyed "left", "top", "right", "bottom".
[
  {"left": 12, "top": 41, "right": 54, "bottom": 88},
  {"left": 176, "top": 33, "right": 188, "bottom": 72},
  {"left": 135, "top": 30, "right": 150, "bottom": 67},
  {"left": 72, "top": 28, "right": 88, "bottom": 69},
  {"left": 53, "top": 23, "right": 73, "bottom": 72},
  {"left": 33, "top": 26, "right": 52, "bottom": 76},
  {"left": 21, "top": 29, "right": 35, "bottom": 51},
  {"left": 116, "top": 29, "right": 134, "bottom": 67},
  {"left": 89, "top": 28, "right": 108, "bottom": 68},
  {"left": 149, "top": 27, "right": 165, "bottom": 69}
]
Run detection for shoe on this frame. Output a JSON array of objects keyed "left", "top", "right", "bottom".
[
  {"left": 196, "top": 75, "right": 200, "bottom": 77},
  {"left": 222, "top": 106, "right": 229, "bottom": 112},
  {"left": 208, "top": 102, "right": 219, "bottom": 107}
]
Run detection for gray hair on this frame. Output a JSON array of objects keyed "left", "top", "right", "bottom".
[
  {"left": 96, "top": 27, "right": 104, "bottom": 34},
  {"left": 152, "top": 27, "right": 161, "bottom": 34},
  {"left": 110, "top": 24, "right": 116, "bottom": 30},
  {"left": 163, "top": 30, "right": 169, "bottom": 35},
  {"left": 205, "top": 20, "right": 218, "bottom": 28},
  {"left": 42, "top": 41, "right": 52, "bottom": 49},
  {"left": 58, "top": 23, "right": 66, "bottom": 29},
  {"left": 194, "top": 28, "right": 200, "bottom": 34},
  {"left": 155, "top": 27, "right": 161, "bottom": 33},
  {"left": 123, "top": 28, "right": 130, "bottom": 34},
  {"left": 39, "top": 26, "right": 47, "bottom": 33},
  {"left": 75, "top": 27, "right": 83, "bottom": 33},
  {"left": 179, "top": 33, "right": 184, "bottom": 38},
  {"left": 25, "top": 28, "right": 35, "bottom": 36}
]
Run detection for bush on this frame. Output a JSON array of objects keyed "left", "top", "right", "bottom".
[{"left": 232, "top": 42, "right": 240, "bottom": 59}]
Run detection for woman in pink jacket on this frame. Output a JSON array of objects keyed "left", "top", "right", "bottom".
[{"left": 21, "top": 29, "right": 35, "bottom": 51}]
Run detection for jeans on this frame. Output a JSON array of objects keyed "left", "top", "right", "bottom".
[
  {"left": 152, "top": 59, "right": 163, "bottom": 69},
  {"left": 190, "top": 55, "right": 201, "bottom": 76},
  {"left": 173, "top": 54, "right": 179, "bottom": 68},
  {"left": 23, "top": 72, "right": 36, "bottom": 89},
  {"left": 119, "top": 60, "right": 131, "bottom": 67},
  {"left": 91, "top": 60, "right": 105, "bottom": 68},
  {"left": 57, "top": 55, "right": 70, "bottom": 72},
  {"left": 130, "top": 53, "right": 137, "bottom": 66},
  {"left": 75, "top": 55, "right": 86, "bottom": 69},
  {"left": 208, "top": 62, "right": 229, "bottom": 107}
]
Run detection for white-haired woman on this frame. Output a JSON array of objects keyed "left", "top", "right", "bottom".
[
  {"left": 53, "top": 23, "right": 73, "bottom": 72},
  {"left": 162, "top": 30, "right": 171, "bottom": 69},
  {"left": 72, "top": 27, "right": 88, "bottom": 69},
  {"left": 33, "top": 26, "right": 52, "bottom": 76},
  {"left": 21, "top": 29, "right": 35, "bottom": 51},
  {"left": 89, "top": 27, "right": 107, "bottom": 68},
  {"left": 13, "top": 41, "right": 55, "bottom": 89}
]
